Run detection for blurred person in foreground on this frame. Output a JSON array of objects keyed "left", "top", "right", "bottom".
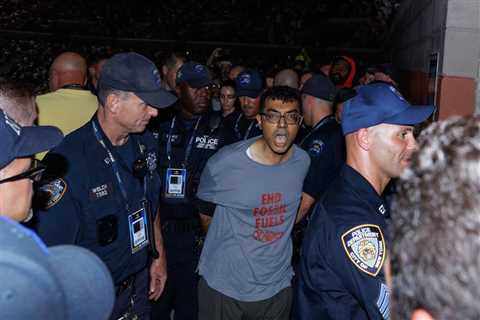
[
  {"left": 0, "top": 108, "right": 114, "bottom": 320},
  {"left": 391, "top": 116, "right": 480, "bottom": 320}
]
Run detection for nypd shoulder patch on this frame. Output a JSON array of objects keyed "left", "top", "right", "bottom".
[
  {"left": 341, "top": 224, "right": 386, "bottom": 276},
  {"left": 308, "top": 139, "right": 325, "bottom": 156},
  {"left": 39, "top": 179, "right": 67, "bottom": 209}
]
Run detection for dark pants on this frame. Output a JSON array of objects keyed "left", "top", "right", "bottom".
[
  {"left": 151, "top": 258, "right": 199, "bottom": 320},
  {"left": 110, "top": 267, "right": 151, "bottom": 320},
  {"left": 198, "top": 277, "right": 292, "bottom": 320}
]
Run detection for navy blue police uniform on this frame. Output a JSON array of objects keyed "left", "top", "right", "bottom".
[
  {"left": 151, "top": 111, "right": 230, "bottom": 320},
  {"left": 296, "top": 164, "right": 390, "bottom": 320},
  {"left": 300, "top": 115, "right": 345, "bottom": 201},
  {"left": 292, "top": 115, "right": 345, "bottom": 267},
  {"left": 35, "top": 116, "right": 161, "bottom": 319}
]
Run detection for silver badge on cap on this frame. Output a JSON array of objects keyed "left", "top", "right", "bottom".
[{"left": 239, "top": 74, "right": 251, "bottom": 85}]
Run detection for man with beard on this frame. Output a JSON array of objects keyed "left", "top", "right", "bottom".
[
  {"left": 296, "top": 83, "right": 435, "bottom": 320},
  {"left": 35, "top": 53, "right": 176, "bottom": 320},
  {"left": 196, "top": 86, "right": 310, "bottom": 320},
  {"left": 329, "top": 55, "right": 357, "bottom": 89},
  {"left": 151, "top": 62, "right": 231, "bottom": 320},
  {"left": 231, "top": 69, "right": 264, "bottom": 141}
]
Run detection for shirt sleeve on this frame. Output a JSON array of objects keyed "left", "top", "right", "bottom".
[
  {"left": 34, "top": 153, "right": 82, "bottom": 246},
  {"left": 196, "top": 157, "right": 218, "bottom": 203},
  {"left": 296, "top": 206, "right": 389, "bottom": 320}
]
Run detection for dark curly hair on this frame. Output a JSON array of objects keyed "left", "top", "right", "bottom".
[{"left": 260, "top": 86, "right": 301, "bottom": 113}]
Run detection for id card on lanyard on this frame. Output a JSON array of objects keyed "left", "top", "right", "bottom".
[
  {"left": 164, "top": 116, "right": 201, "bottom": 199},
  {"left": 92, "top": 120, "right": 150, "bottom": 254},
  {"left": 128, "top": 206, "right": 149, "bottom": 254}
]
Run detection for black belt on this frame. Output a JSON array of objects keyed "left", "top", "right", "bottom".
[
  {"left": 115, "top": 273, "right": 137, "bottom": 297},
  {"left": 161, "top": 219, "right": 200, "bottom": 233}
]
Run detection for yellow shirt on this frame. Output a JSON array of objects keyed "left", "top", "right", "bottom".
[{"left": 36, "top": 88, "right": 98, "bottom": 158}]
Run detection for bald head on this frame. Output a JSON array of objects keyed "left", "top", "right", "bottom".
[
  {"left": 228, "top": 65, "right": 245, "bottom": 81},
  {"left": 274, "top": 69, "right": 299, "bottom": 89},
  {"left": 49, "top": 52, "right": 88, "bottom": 91}
]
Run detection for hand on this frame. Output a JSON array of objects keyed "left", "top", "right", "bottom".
[
  {"left": 149, "top": 257, "right": 167, "bottom": 300},
  {"left": 212, "top": 47, "right": 222, "bottom": 58}
]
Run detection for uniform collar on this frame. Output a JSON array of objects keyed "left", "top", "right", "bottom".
[
  {"left": 300, "top": 114, "right": 336, "bottom": 146},
  {"left": 341, "top": 164, "right": 388, "bottom": 217},
  {"left": 311, "top": 114, "right": 335, "bottom": 132}
]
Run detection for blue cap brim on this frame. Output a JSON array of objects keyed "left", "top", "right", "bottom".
[
  {"left": 384, "top": 104, "right": 435, "bottom": 126},
  {"left": 15, "top": 126, "right": 63, "bottom": 159},
  {"left": 237, "top": 89, "right": 262, "bottom": 98},
  {"left": 136, "top": 90, "right": 177, "bottom": 109},
  {"left": 49, "top": 245, "right": 114, "bottom": 320}
]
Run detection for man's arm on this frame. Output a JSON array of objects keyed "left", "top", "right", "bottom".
[
  {"left": 199, "top": 213, "right": 212, "bottom": 234},
  {"left": 195, "top": 197, "right": 216, "bottom": 233},
  {"left": 149, "top": 210, "right": 167, "bottom": 300},
  {"left": 296, "top": 192, "right": 316, "bottom": 223}
]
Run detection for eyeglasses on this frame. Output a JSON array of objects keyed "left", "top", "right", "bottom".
[
  {"left": 0, "top": 159, "right": 46, "bottom": 184},
  {"left": 261, "top": 111, "right": 303, "bottom": 125}
]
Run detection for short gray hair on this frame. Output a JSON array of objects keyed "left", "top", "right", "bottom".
[
  {"left": 96, "top": 85, "right": 131, "bottom": 106},
  {"left": 390, "top": 116, "right": 480, "bottom": 319}
]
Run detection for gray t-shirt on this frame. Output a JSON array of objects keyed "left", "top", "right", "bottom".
[{"left": 197, "top": 137, "right": 310, "bottom": 301}]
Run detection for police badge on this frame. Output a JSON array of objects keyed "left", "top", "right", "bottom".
[
  {"left": 341, "top": 224, "right": 386, "bottom": 276},
  {"left": 38, "top": 179, "right": 67, "bottom": 209}
]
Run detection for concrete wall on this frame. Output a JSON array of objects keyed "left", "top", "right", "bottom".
[{"left": 389, "top": 0, "right": 480, "bottom": 119}]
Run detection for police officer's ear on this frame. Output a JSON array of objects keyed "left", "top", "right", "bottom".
[
  {"left": 161, "top": 65, "right": 169, "bottom": 79},
  {"left": 104, "top": 92, "right": 122, "bottom": 114},
  {"left": 176, "top": 81, "right": 186, "bottom": 97},
  {"left": 48, "top": 69, "right": 60, "bottom": 92},
  {"left": 355, "top": 128, "right": 371, "bottom": 151},
  {"left": 256, "top": 112, "right": 263, "bottom": 130},
  {"left": 411, "top": 309, "right": 434, "bottom": 320}
]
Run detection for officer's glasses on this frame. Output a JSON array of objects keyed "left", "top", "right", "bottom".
[
  {"left": 0, "top": 159, "right": 46, "bottom": 184},
  {"left": 261, "top": 111, "right": 303, "bottom": 125}
]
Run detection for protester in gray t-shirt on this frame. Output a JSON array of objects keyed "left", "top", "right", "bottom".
[{"left": 196, "top": 86, "right": 310, "bottom": 320}]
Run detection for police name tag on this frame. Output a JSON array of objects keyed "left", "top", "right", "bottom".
[
  {"left": 164, "top": 168, "right": 187, "bottom": 198},
  {"left": 341, "top": 224, "right": 386, "bottom": 276},
  {"left": 128, "top": 207, "right": 149, "bottom": 254}
]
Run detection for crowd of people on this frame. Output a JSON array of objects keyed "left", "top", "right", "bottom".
[
  {"left": 0, "top": 42, "right": 479, "bottom": 320},
  {"left": 0, "top": 0, "right": 400, "bottom": 45}
]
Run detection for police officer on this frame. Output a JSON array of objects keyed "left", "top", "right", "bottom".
[
  {"left": 151, "top": 62, "right": 231, "bottom": 320},
  {"left": 34, "top": 52, "right": 177, "bottom": 320},
  {"left": 230, "top": 69, "right": 264, "bottom": 141},
  {"left": 295, "top": 83, "right": 435, "bottom": 319},
  {"left": 297, "top": 74, "right": 343, "bottom": 222}
]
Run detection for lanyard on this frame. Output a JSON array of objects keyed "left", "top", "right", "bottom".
[
  {"left": 92, "top": 120, "right": 146, "bottom": 211},
  {"left": 234, "top": 114, "right": 255, "bottom": 140},
  {"left": 166, "top": 116, "right": 202, "bottom": 167}
]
